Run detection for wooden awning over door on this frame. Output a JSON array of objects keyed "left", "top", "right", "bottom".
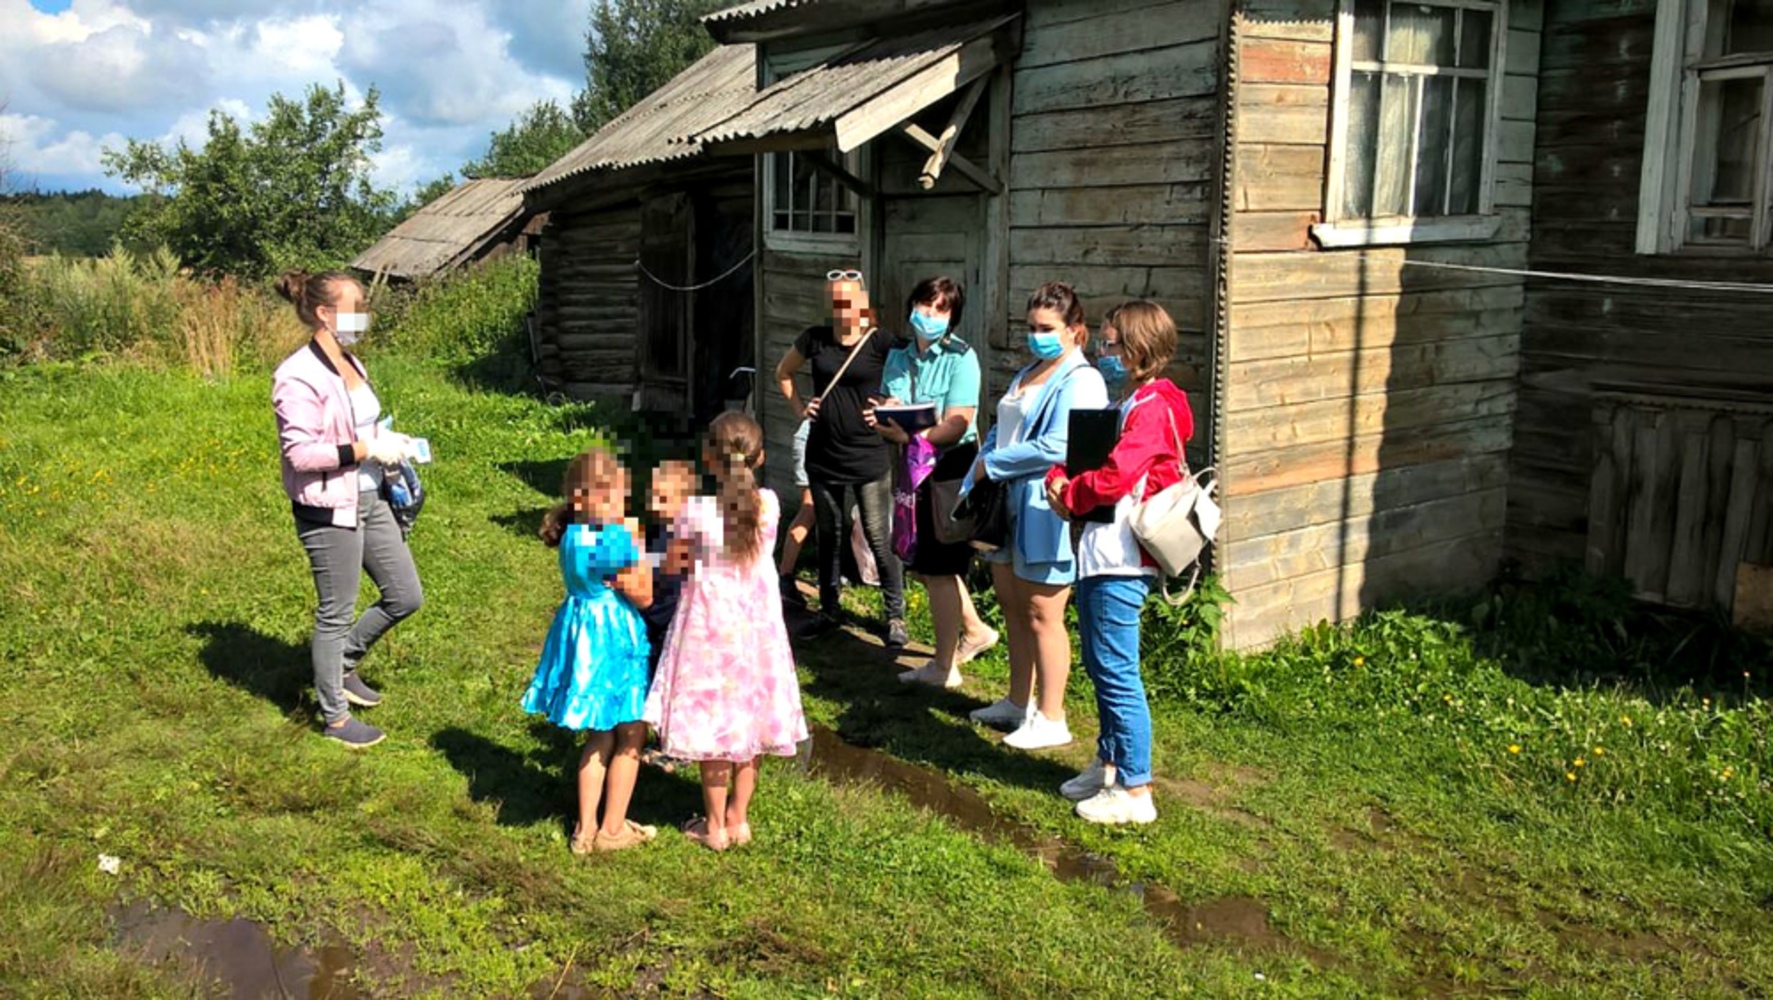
[{"left": 687, "top": 14, "right": 1019, "bottom": 157}]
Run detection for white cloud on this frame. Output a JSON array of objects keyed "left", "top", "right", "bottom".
[
  {"left": 1, "top": 112, "right": 126, "bottom": 178},
  {"left": 0, "top": 0, "right": 588, "bottom": 195},
  {"left": 31, "top": 22, "right": 214, "bottom": 113}
]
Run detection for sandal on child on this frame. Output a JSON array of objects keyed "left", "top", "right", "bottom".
[
  {"left": 569, "top": 826, "right": 597, "bottom": 856},
  {"left": 728, "top": 821, "right": 752, "bottom": 847},
  {"left": 625, "top": 819, "right": 658, "bottom": 842},
  {"left": 682, "top": 816, "right": 730, "bottom": 852},
  {"left": 592, "top": 821, "right": 651, "bottom": 852}
]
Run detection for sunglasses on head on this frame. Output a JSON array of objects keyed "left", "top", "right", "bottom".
[{"left": 826, "top": 269, "right": 863, "bottom": 282}]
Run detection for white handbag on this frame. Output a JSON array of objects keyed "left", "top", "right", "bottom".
[{"left": 1129, "top": 409, "right": 1220, "bottom": 602}]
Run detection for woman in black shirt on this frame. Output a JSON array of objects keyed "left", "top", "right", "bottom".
[{"left": 774, "top": 271, "right": 907, "bottom": 646}]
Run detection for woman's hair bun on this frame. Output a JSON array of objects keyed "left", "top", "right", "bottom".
[{"left": 274, "top": 269, "right": 310, "bottom": 304}]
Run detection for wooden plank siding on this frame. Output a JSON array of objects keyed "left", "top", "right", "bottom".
[
  {"left": 999, "top": 0, "right": 1225, "bottom": 425},
  {"left": 1218, "top": 0, "right": 1545, "bottom": 648},
  {"left": 534, "top": 206, "right": 642, "bottom": 402},
  {"left": 1509, "top": 0, "right": 1773, "bottom": 592}
]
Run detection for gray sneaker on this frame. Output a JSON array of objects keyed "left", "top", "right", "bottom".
[
  {"left": 323, "top": 716, "right": 385, "bottom": 749},
  {"left": 342, "top": 671, "right": 382, "bottom": 708},
  {"left": 885, "top": 618, "right": 910, "bottom": 648}
]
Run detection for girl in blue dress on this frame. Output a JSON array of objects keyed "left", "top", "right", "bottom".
[{"left": 521, "top": 447, "right": 657, "bottom": 853}]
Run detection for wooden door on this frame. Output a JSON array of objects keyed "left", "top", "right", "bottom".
[
  {"left": 638, "top": 192, "right": 693, "bottom": 411},
  {"left": 878, "top": 194, "right": 983, "bottom": 352}
]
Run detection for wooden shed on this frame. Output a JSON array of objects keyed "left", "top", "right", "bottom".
[
  {"left": 522, "top": 45, "right": 759, "bottom": 416},
  {"left": 351, "top": 177, "right": 540, "bottom": 281},
  {"left": 532, "top": 0, "right": 1770, "bottom": 646}
]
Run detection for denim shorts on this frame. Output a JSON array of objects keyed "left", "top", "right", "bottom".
[{"left": 793, "top": 419, "right": 811, "bottom": 489}]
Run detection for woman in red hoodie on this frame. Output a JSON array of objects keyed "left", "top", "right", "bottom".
[{"left": 1044, "top": 301, "right": 1193, "bottom": 825}]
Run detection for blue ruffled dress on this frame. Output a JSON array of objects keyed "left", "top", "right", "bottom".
[{"left": 520, "top": 522, "right": 651, "bottom": 731}]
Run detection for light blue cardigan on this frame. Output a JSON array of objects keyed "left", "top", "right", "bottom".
[{"left": 965, "top": 349, "right": 1110, "bottom": 582}]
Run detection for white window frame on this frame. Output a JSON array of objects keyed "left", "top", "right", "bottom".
[
  {"left": 1316, "top": 0, "right": 1509, "bottom": 247},
  {"left": 763, "top": 149, "right": 863, "bottom": 254},
  {"left": 1638, "top": 0, "right": 1773, "bottom": 253}
]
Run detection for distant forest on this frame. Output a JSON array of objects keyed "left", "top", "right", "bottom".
[{"left": 1, "top": 191, "right": 142, "bottom": 257}]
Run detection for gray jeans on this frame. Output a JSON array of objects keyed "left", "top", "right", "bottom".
[{"left": 296, "top": 489, "right": 423, "bottom": 723}]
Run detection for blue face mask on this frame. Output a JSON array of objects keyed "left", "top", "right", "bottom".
[
  {"left": 1026, "top": 330, "right": 1065, "bottom": 360},
  {"left": 1096, "top": 354, "right": 1128, "bottom": 389},
  {"left": 909, "top": 310, "right": 948, "bottom": 342}
]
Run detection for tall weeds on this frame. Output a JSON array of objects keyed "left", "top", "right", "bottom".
[{"left": 2, "top": 246, "right": 305, "bottom": 374}]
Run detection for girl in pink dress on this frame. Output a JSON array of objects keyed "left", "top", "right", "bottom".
[{"left": 644, "top": 410, "right": 809, "bottom": 851}]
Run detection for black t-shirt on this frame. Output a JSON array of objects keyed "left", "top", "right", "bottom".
[{"left": 794, "top": 324, "right": 895, "bottom": 484}]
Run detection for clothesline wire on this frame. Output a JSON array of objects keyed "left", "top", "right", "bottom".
[
  {"left": 1209, "top": 236, "right": 1773, "bottom": 294},
  {"left": 633, "top": 239, "right": 1773, "bottom": 295},
  {"left": 633, "top": 250, "right": 757, "bottom": 292}
]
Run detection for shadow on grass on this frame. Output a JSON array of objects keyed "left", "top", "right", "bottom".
[
  {"left": 1441, "top": 565, "right": 1773, "bottom": 705},
  {"left": 497, "top": 458, "right": 572, "bottom": 498},
  {"left": 431, "top": 722, "right": 704, "bottom": 835},
  {"left": 186, "top": 621, "right": 311, "bottom": 721},
  {"left": 489, "top": 506, "right": 552, "bottom": 541},
  {"left": 786, "top": 603, "right": 1076, "bottom": 797}
]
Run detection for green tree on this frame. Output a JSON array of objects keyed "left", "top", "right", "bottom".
[
  {"left": 463, "top": 100, "right": 585, "bottom": 179},
  {"left": 103, "top": 83, "right": 395, "bottom": 277},
  {"left": 572, "top": 0, "right": 726, "bottom": 131}
]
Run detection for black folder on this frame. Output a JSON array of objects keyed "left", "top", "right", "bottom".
[{"left": 1065, "top": 408, "right": 1120, "bottom": 524}]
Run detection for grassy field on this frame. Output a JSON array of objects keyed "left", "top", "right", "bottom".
[{"left": 1, "top": 353, "right": 1770, "bottom": 998}]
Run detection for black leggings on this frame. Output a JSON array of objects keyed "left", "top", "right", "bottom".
[{"left": 809, "top": 471, "right": 904, "bottom": 621}]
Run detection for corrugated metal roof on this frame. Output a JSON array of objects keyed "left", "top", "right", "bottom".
[
  {"left": 689, "top": 18, "right": 1006, "bottom": 148},
  {"left": 523, "top": 45, "right": 757, "bottom": 195},
  {"left": 351, "top": 177, "right": 529, "bottom": 279},
  {"left": 703, "top": 0, "right": 819, "bottom": 22}
]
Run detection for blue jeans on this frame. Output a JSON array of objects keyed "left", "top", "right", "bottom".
[{"left": 1077, "top": 575, "right": 1153, "bottom": 788}]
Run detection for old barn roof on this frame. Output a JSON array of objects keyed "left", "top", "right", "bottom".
[
  {"left": 352, "top": 177, "right": 529, "bottom": 280},
  {"left": 522, "top": 44, "right": 757, "bottom": 195},
  {"left": 703, "top": 0, "right": 817, "bottom": 22},
  {"left": 690, "top": 15, "right": 1015, "bottom": 153}
]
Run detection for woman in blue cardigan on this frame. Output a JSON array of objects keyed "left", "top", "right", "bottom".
[{"left": 964, "top": 282, "right": 1109, "bottom": 750}]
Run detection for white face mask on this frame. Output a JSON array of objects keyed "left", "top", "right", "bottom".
[{"left": 331, "top": 311, "right": 370, "bottom": 346}]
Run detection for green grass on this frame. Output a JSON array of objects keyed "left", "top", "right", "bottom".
[{"left": 1, "top": 353, "right": 1770, "bottom": 998}]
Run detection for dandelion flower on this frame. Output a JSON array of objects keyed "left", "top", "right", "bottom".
[
  {"left": 1353, "top": 656, "right": 1366, "bottom": 667},
  {"left": 1574, "top": 758, "right": 1586, "bottom": 768},
  {"left": 1566, "top": 772, "right": 1577, "bottom": 782},
  {"left": 1622, "top": 716, "right": 1633, "bottom": 727},
  {"left": 1593, "top": 747, "right": 1604, "bottom": 756},
  {"left": 1509, "top": 745, "right": 1521, "bottom": 754}
]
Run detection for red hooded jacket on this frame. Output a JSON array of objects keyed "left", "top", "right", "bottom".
[{"left": 1044, "top": 379, "right": 1194, "bottom": 570}]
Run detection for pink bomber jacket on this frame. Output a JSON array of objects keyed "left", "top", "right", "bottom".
[{"left": 271, "top": 341, "right": 374, "bottom": 528}]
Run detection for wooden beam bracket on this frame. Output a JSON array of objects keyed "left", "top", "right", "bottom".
[
  {"left": 895, "top": 123, "right": 1003, "bottom": 195},
  {"left": 919, "top": 76, "right": 989, "bottom": 190},
  {"left": 802, "top": 149, "right": 877, "bottom": 199}
]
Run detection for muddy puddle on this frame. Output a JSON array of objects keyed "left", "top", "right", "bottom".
[
  {"left": 111, "top": 901, "right": 362, "bottom": 999},
  {"left": 797, "top": 725, "right": 1296, "bottom": 957}
]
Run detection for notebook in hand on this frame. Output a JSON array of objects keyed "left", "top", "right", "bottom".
[
  {"left": 1065, "top": 408, "right": 1120, "bottom": 524},
  {"left": 874, "top": 402, "right": 939, "bottom": 432}
]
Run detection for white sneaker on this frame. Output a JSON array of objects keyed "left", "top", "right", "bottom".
[
  {"left": 1003, "top": 711, "right": 1072, "bottom": 750},
  {"left": 1059, "top": 759, "right": 1116, "bottom": 802},
  {"left": 1075, "top": 785, "right": 1158, "bottom": 825},
  {"left": 969, "top": 697, "right": 1031, "bottom": 730}
]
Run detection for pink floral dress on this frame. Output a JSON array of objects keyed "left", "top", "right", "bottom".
[{"left": 644, "top": 489, "right": 808, "bottom": 762}]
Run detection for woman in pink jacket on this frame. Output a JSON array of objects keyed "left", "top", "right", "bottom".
[{"left": 271, "top": 270, "right": 423, "bottom": 749}]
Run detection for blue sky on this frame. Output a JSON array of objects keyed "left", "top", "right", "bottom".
[{"left": 3, "top": 0, "right": 589, "bottom": 195}]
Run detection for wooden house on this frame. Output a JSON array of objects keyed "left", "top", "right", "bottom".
[
  {"left": 528, "top": 0, "right": 1773, "bottom": 648},
  {"left": 521, "top": 45, "right": 758, "bottom": 417},
  {"left": 352, "top": 177, "right": 541, "bottom": 281}
]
